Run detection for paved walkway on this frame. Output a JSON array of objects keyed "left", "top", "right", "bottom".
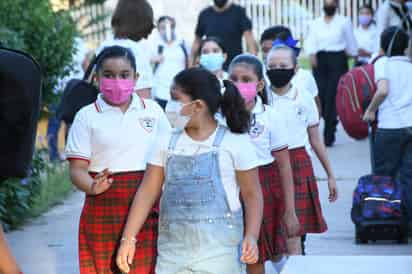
[{"left": 5, "top": 125, "right": 412, "bottom": 274}]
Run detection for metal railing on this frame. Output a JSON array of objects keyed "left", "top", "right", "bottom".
[{"left": 234, "top": 0, "right": 383, "bottom": 41}]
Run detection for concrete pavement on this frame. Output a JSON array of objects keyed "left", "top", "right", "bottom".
[{"left": 4, "top": 124, "right": 412, "bottom": 274}]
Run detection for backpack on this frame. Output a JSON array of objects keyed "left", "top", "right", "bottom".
[
  {"left": 351, "top": 175, "right": 402, "bottom": 225},
  {"left": 336, "top": 61, "right": 378, "bottom": 140}
]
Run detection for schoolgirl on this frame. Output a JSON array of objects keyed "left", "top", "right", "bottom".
[
  {"left": 266, "top": 43, "right": 338, "bottom": 254},
  {"left": 116, "top": 68, "right": 263, "bottom": 274},
  {"left": 228, "top": 54, "right": 300, "bottom": 274},
  {"left": 198, "top": 36, "right": 229, "bottom": 82},
  {"left": 65, "top": 46, "right": 171, "bottom": 274}
]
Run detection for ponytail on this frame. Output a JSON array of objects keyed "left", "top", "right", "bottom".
[{"left": 221, "top": 80, "right": 251, "bottom": 134}]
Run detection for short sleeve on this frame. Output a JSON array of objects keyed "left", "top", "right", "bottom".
[
  {"left": 148, "top": 133, "right": 171, "bottom": 167},
  {"left": 65, "top": 110, "right": 91, "bottom": 162},
  {"left": 304, "top": 70, "right": 319, "bottom": 97},
  {"left": 343, "top": 18, "right": 359, "bottom": 57},
  {"left": 374, "top": 57, "right": 388, "bottom": 82},
  {"left": 305, "top": 20, "right": 318, "bottom": 56},
  {"left": 195, "top": 10, "right": 206, "bottom": 38},
  {"left": 239, "top": 7, "right": 252, "bottom": 33},
  {"left": 268, "top": 109, "right": 289, "bottom": 151},
  {"left": 305, "top": 94, "right": 320, "bottom": 127},
  {"left": 134, "top": 42, "right": 154, "bottom": 90},
  {"left": 231, "top": 134, "right": 260, "bottom": 171}
]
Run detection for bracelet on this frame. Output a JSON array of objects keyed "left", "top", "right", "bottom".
[{"left": 121, "top": 236, "right": 137, "bottom": 245}]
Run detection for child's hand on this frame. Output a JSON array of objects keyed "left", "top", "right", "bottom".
[
  {"left": 90, "top": 168, "right": 113, "bottom": 195},
  {"left": 283, "top": 210, "right": 301, "bottom": 238},
  {"left": 328, "top": 177, "right": 338, "bottom": 202},
  {"left": 116, "top": 238, "right": 136, "bottom": 273},
  {"left": 240, "top": 235, "right": 258, "bottom": 264}
]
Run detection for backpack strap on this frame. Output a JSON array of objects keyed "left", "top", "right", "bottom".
[{"left": 180, "top": 41, "right": 189, "bottom": 69}]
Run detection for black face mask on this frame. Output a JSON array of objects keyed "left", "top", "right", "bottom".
[
  {"left": 267, "top": 69, "right": 295, "bottom": 89},
  {"left": 214, "top": 0, "right": 228, "bottom": 8},
  {"left": 323, "top": 5, "right": 337, "bottom": 16}
]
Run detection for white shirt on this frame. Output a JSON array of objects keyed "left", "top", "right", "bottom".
[
  {"left": 250, "top": 97, "right": 288, "bottom": 166},
  {"left": 149, "top": 126, "right": 260, "bottom": 211},
  {"left": 97, "top": 37, "right": 153, "bottom": 91},
  {"left": 305, "top": 14, "right": 358, "bottom": 56},
  {"left": 291, "top": 69, "right": 319, "bottom": 98},
  {"left": 268, "top": 87, "right": 319, "bottom": 149},
  {"left": 374, "top": 56, "right": 412, "bottom": 129},
  {"left": 355, "top": 25, "right": 378, "bottom": 63},
  {"left": 65, "top": 93, "right": 171, "bottom": 172},
  {"left": 151, "top": 35, "right": 188, "bottom": 101}
]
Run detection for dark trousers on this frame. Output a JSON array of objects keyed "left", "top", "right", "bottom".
[
  {"left": 155, "top": 98, "right": 167, "bottom": 111},
  {"left": 373, "top": 127, "right": 412, "bottom": 223},
  {"left": 47, "top": 105, "right": 60, "bottom": 161},
  {"left": 313, "top": 51, "right": 348, "bottom": 144}
]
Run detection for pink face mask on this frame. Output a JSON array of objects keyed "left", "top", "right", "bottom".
[
  {"left": 99, "top": 78, "right": 135, "bottom": 105},
  {"left": 235, "top": 82, "right": 258, "bottom": 104}
]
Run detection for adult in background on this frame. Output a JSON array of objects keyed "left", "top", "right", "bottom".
[
  {"left": 97, "top": 0, "right": 154, "bottom": 99},
  {"left": 354, "top": 4, "right": 378, "bottom": 65},
  {"left": 364, "top": 27, "right": 412, "bottom": 237},
  {"left": 305, "top": 0, "right": 358, "bottom": 147},
  {"left": 191, "top": 0, "right": 257, "bottom": 69},
  {"left": 150, "top": 16, "right": 189, "bottom": 110}
]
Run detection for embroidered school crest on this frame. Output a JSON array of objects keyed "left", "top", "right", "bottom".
[
  {"left": 139, "top": 117, "right": 156, "bottom": 133},
  {"left": 249, "top": 122, "right": 265, "bottom": 139}
]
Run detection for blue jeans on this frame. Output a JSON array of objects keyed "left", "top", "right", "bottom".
[
  {"left": 47, "top": 105, "right": 60, "bottom": 161},
  {"left": 374, "top": 127, "right": 412, "bottom": 222}
]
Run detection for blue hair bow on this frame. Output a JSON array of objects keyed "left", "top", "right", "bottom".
[{"left": 272, "top": 36, "right": 301, "bottom": 57}]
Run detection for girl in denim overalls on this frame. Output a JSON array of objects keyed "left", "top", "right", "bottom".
[{"left": 116, "top": 68, "right": 264, "bottom": 274}]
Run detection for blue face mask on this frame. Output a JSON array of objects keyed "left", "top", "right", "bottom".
[{"left": 199, "top": 53, "right": 225, "bottom": 72}]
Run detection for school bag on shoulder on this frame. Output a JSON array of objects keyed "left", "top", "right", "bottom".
[
  {"left": 56, "top": 53, "right": 100, "bottom": 125},
  {"left": 336, "top": 59, "right": 380, "bottom": 140}
]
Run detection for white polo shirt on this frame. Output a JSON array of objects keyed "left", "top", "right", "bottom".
[
  {"left": 249, "top": 97, "right": 288, "bottom": 166},
  {"left": 66, "top": 94, "right": 171, "bottom": 173},
  {"left": 97, "top": 37, "right": 153, "bottom": 91},
  {"left": 374, "top": 56, "right": 412, "bottom": 129},
  {"left": 268, "top": 87, "right": 319, "bottom": 149}
]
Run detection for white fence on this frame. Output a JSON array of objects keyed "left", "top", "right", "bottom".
[{"left": 234, "top": 0, "right": 383, "bottom": 41}]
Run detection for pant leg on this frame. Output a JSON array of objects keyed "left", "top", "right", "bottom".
[
  {"left": 313, "top": 53, "right": 328, "bottom": 123},
  {"left": 47, "top": 105, "right": 61, "bottom": 161},
  {"left": 399, "top": 128, "right": 412, "bottom": 223},
  {"left": 155, "top": 98, "right": 168, "bottom": 111},
  {"left": 373, "top": 128, "right": 403, "bottom": 177},
  {"left": 323, "top": 52, "right": 348, "bottom": 143}
]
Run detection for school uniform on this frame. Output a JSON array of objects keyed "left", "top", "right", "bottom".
[
  {"left": 66, "top": 93, "right": 171, "bottom": 274},
  {"left": 373, "top": 56, "right": 412, "bottom": 223},
  {"left": 269, "top": 87, "right": 327, "bottom": 234},
  {"left": 306, "top": 14, "right": 358, "bottom": 145},
  {"left": 249, "top": 97, "right": 288, "bottom": 262},
  {"left": 354, "top": 25, "right": 378, "bottom": 65},
  {"left": 149, "top": 125, "right": 260, "bottom": 273}
]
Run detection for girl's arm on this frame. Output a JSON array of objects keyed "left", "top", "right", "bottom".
[
  {"left": 117, "top": 164, "right": 164, "bottom": 273},
  {"left": 307, "top": 126, "right": 338, "bottom": 202},
  {"left": 69, "top": 160, "right": 113, "bottom": 195},
  {"left": 363, "top": 80, "right": 389, "bottom": 122},
  {"left": 272, "top": 149, "right": 300, "bottom": 236},
  {"left": 237, "top": 168, "right": 263, "bottom": 264}
]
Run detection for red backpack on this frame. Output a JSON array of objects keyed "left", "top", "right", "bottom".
[{"left": 336, "top": 62, "right": 378, "bottom": 140}]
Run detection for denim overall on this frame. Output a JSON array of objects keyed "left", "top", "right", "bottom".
[{"left": 156, "top": 126, "right": 245, "bottom": 274}]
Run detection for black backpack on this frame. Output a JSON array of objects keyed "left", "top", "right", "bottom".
[
  {"left": 56, "top": 54, "right": 100, "bottom": 125},
  {"left": 0, "top": 47, "right": 42, "bottom": 180}
]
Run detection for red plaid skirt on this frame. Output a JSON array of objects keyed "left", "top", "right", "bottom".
[
  {"left": 257, "top": 163, "right": 287, "bottom": 263},
  {"left": 79, "top": 171, "right": 158, "bottom": 274},
  {"left": 290, "top": 148, "right": 327, "bottom": 234}
]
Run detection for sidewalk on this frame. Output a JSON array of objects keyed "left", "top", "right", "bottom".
[{"left": 5, "top": 125, "right": 412, "bottom": 274}]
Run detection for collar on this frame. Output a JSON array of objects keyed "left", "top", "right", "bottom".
[
  {"left": 95, "top": 93, "right": 144, "bottom": 113},
  {"left": 252, "top": 96, "right": 265, "bottom": 114},
  {"left": 271, "top": 85, "right": 297, "bottom": 101}
]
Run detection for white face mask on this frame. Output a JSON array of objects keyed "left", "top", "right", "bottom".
[{"left": 165, "top": 100, "right": 192, "bottom": 130}]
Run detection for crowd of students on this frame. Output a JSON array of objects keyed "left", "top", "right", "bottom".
[{"left": 60, "top": 1, "right": 412, "bottom": 274}]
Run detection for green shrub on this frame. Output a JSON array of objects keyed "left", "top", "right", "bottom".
[
  {"left": 0, "top": 149, "right": 73, "bottom": 231},
  {"left": 0, "top": 0, "right": 77, "bottom": 109}
]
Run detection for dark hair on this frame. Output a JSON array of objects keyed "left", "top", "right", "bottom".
[
  {"left": 111, "top": 0, "right": 155, "bottom": 41},
  {"left": 260, "top": 25, "right": 292, "bottom": 44},
  {"left": 173, "top": 68, "right": 250, "bottom": 133},
  {"left": 158, "top": 16, "right": 176, "bottom": 28},
  {"left": 229, "top": 54, "right": 268, "bottom": 105},
  {"left": 380, "top": 26, "right": 409, "bottom": 57},
  {"left": 360, "top": 4, "right": 374, "bottom": 15},
  {"left": 96, "top": 46, "right": 136, "bottom": 73},
  {"left": 199, "top": 36, "right": 227, "bottom": 55}
]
